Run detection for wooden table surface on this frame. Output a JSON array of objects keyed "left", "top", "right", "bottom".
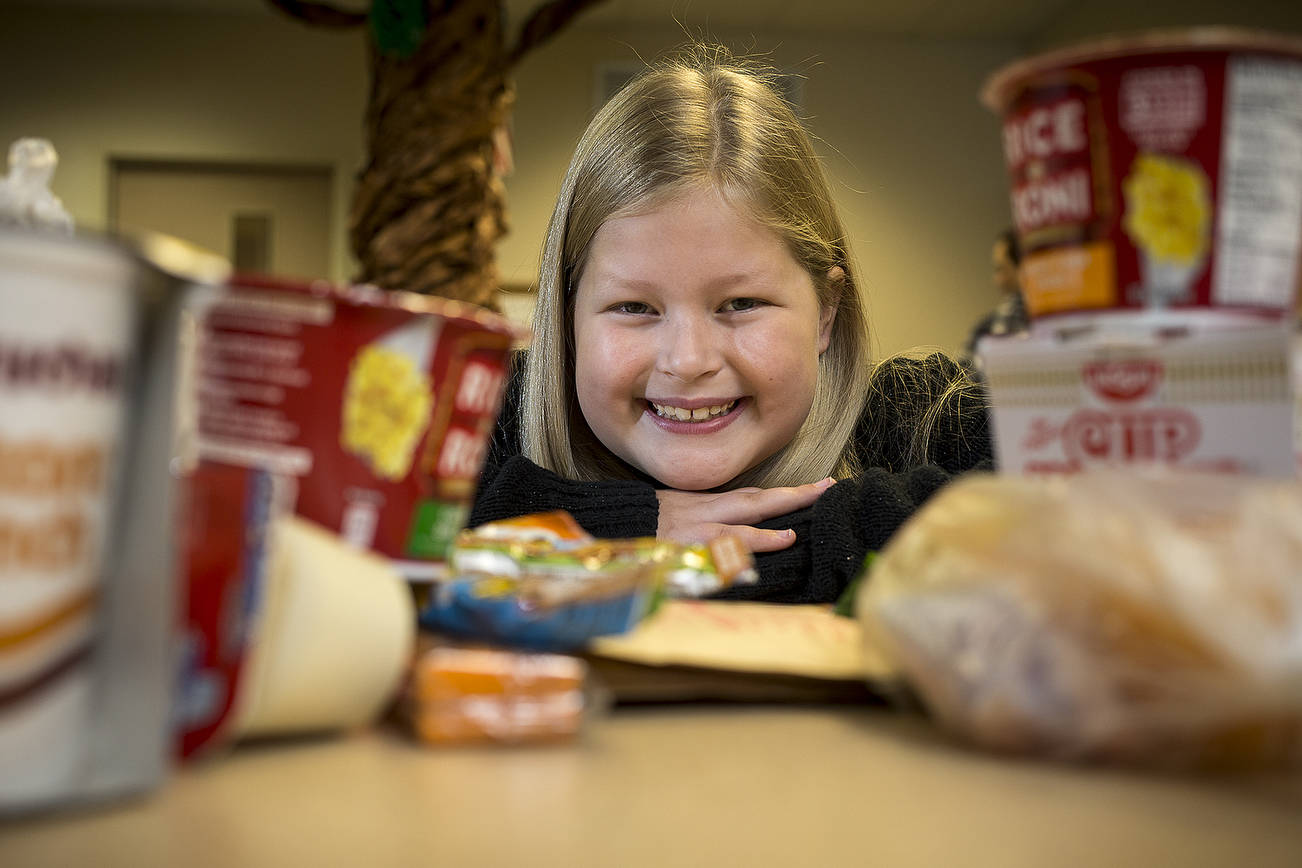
[{"left": 3, "top": 705, "right": 1301, "bottom": 867}]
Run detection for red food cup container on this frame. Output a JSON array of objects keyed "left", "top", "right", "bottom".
[
  {"left": 981, "top": 28, "right": 1302, "bottom": 331},
  {"left": 175, "top": 277, "right": 523, "bottom": 759},
  {"left": 194, "top": 276, "right": 523, "bottom": 575}
]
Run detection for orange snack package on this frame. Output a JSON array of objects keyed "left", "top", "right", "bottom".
[{"left": 405, "top": 637, "right": 589, "bottom": 745}]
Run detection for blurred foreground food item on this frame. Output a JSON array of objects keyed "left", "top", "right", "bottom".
[
  {"left": 232, "top": 515, "right": 415, "bottom": 739},
  {"left": 196, "top": 276, "right": 522, "bottom": 578},
  {"left": 858, "top": 472, "right": 1302, "bottom": 768},
  {"left": 978, "top": 28, "right": 1302, "bottom": 479},
  {"left": 403, "top": 637, "right": 587, "bottom": 745},
  {"left": 177, "top": 508, "right": 415, "bottom": 758},
  {"left": 980, "top": 322, "right": 1298, "bottom": 476},
  {"left": 416, "top": 511, "right": 757, "bottom": 651},
  {"left": 982, "top": 27, "right": 1302, "bottom": 325},
  {"left": 0, "top": 227, "right": 218, "bottom": 812}
]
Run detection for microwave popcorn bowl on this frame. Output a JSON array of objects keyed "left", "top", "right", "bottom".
[
  {"left": 194, "top": 276, "right": 524, "bottom": 577},
  {"left": 981, "top": 28, "right": 1302, "bottom": 329}
]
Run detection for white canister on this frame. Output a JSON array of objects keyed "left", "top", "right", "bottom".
[{"left": 0, "top": 229, "right": 205, "bottom": 813}]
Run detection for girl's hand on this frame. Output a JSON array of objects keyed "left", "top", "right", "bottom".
[{"left": 655, "top": 477, "right": 836, "bottom": 553}]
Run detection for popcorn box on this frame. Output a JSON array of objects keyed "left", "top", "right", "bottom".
[
  {"left": 195, "top": 277, "right": 521, "bottom": 577},
  {"left": 979, "top": 322, "right": 1298, "bottom": 477},
  {"left": 981, "top": 28, "right": 1302, "bottom": 326}
]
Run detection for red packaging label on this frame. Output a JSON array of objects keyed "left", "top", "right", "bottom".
[
  {"left": 175, "top": 461, "right": 274, "bottom": 759},
  {"left": 991, "top": 46, "right": 1302, "bottom": 320},
  {"left": 195, "top": 279, "right": 515, "bottom": 572}
]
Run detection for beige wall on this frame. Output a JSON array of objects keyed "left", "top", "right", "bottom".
[
  {"left": 0, "top": 7, "right": 367, "bottom": 285},
  {"left": 1030, "top": 0, "right": 1302, "bottom": 49}
]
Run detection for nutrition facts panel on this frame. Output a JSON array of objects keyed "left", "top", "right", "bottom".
[{"left": 1214, "top": 57, "right": 1302, "bottom": 307}]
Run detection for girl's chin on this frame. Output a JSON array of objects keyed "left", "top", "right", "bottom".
[{"left": 648, "top": 466, "right": 742, "bottom": 492}]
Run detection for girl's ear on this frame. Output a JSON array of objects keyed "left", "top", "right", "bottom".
[{"left": 818, "top": 266, "right": 845, "bottom": 354}]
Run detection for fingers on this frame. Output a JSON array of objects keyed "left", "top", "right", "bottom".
[
  {"left": 655, "top": 477, "right": 836, "bottom": 553},
  {"left": 727, "top": 525, "right": 799, "bottom": 553},
  {"left": 713, "top": 477, "right": 836, "bottom": 525}
]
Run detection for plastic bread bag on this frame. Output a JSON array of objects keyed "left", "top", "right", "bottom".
[
  {"left": 450, "top": 511, "right": 758, "bottom": 597},
  {"left": 855, "top": 471, "right": 1302, "bottom": 769}
]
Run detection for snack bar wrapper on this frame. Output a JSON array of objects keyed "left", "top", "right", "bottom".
[
  {"left": 416, "top": 511, "right": 757, "bottom": 651},
  {"left": 449, "top": 511, "right": 757, "bottom": 597},
  {"left": 856, "top": 471, "right": 1302, "bottom": 769}
]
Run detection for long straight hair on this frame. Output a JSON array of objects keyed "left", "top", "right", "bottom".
[{"left": 523, "top": 48, "right": 875, "bottom": 488}]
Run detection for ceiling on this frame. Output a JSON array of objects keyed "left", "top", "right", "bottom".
[{"left": 3, "top": 0, "right": 1081, "bottom": 40}]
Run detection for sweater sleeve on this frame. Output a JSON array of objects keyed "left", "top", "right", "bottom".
[
  {"left": 713, "top": 353, "right": 994, "bottom": 604},
  {"left": 468, "top": 350, "right": 661, "bottom": 539},
  {"left": 469, "top": 454, "right": 660, "bottom": 540},
  {"left": 711, "top": 464, "right": 972, "bottom": 604}
]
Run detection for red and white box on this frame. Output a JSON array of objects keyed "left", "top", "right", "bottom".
[{"left": 979, "top": 322, "right": 1298, "bottom": 477}]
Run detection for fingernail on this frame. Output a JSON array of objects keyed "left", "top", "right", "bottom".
[
  {"left": 815, "top": 476, "right": 835, "bottom": 490},
  {"left": 778, "top": 528, "right": 795, "bottom": 539}
]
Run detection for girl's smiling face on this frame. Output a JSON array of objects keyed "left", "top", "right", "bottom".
[{"left": 572, "top": 186, "right": 836, "bottom": 491}]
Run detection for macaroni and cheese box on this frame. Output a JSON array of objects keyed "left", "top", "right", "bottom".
[
  {"left": 979, "top": 322, "right": 1298, "bottom": 476},
  {"left": 195, "top": 276, "right": 520, "bottom": 578}
]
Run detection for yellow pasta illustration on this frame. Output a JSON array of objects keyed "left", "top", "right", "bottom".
[
  {"left": 341, "top": 345, "right": 433, "bottom": 480},
  {"left": 1122, "top": 153, "right": 1211, "bottom": 265}
]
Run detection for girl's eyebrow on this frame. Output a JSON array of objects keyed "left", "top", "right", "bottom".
[{"left": 597, "top": 270, "right": 766, "bottom": 292}]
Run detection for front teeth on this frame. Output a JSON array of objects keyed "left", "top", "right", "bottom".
[{"left": 651, "top": 400, "right": 736, "bottom": 421}]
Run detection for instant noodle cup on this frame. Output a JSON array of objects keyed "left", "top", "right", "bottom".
[
  {"left": 982, "top": 28, "right": 1302, "bottom": 330},
  {"left": 0, "top": 228, "right": 218, "bottom": 812},
  {"left": 194, "top": 277, "right": 522, "bottom": 578}
]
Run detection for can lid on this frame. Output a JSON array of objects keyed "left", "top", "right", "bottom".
[
  {"left": 981, "top": 26, "right": 1302, "bottom": 112},
  {"left": 0, "top": 225, "right": 137, "bottom": 286}
]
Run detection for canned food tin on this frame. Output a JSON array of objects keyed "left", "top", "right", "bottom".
[{"left": 982, "top": 28, "right": 1302, "bottom": 326}]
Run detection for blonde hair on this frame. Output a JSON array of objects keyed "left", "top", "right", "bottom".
[{"left": 523, "top": 47, "right": 874, "bottom": 488}]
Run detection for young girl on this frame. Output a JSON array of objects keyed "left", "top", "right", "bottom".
[{"left": 471, "top": 48, "right": 991, "bottom": 604}]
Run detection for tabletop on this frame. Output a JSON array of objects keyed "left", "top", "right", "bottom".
[{"left": 4, "top": 705, "right": 1302, "bottom": 867}]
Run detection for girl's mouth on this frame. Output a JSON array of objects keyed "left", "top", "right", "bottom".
[
  {"left": 644, "top": 398, "right": 744, "bottom": 434},
  {"left": 648, "top": 399, "right": 738, "bottom": 422}
]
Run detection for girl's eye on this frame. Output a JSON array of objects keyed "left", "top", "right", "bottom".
[
  {"left": 611, "top": 301, "right": 654, "bottom": 315},
  {"left": 722, "top": 297, "right": 764, "bottom": 313}
]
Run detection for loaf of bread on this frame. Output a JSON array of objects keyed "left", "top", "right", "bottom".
[{"left": 857, "top": 471, "right": 1302, "bottom": 768}]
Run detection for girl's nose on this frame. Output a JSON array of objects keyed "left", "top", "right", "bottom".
[{"left": 657, "top": 314, "right": 721, "bottom": 382}]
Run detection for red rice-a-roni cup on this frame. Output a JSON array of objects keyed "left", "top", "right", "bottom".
[
  {"left": 981, "top": 28, "right": 1302, "bottom": 329},
  {"left": 195, "top": 276, "right": 522, "bottom": 578}
]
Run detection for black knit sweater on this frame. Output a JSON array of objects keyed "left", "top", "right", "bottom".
[{"left": 469, "top": 353, "right": 992, "bottom": 604}]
